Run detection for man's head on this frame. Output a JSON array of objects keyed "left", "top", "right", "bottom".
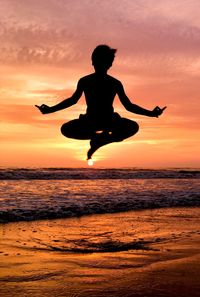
[{"left": 91, "top": 45, "right": 117, "bottom": 72}]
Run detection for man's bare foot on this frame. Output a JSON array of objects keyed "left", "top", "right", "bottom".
[
  {"left": 87, "top": 140, "right": 101, "bottom": 160},
  {"left": 87, "top": 131, "right": 112, "bottom": 160}
]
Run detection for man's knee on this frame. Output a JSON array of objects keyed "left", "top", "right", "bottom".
[
  {"left": 132, "top": 121, "right": 139, "bottom": 134},
  {"left": 112, "top": 121, "right": 139, "bottom": 142},
  {"left": 61, "top": 122, "right": 72, "bottom": 138},
  {"left": 125, "top": 120, "right": 139, "bottom": 137},
  {"left": 61, "top": 120, "right": 92, "bottom": 140}
]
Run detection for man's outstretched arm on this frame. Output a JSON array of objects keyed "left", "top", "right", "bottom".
[
  {"left": 35, "top": 79, "right": 83, "bottom": 114},
  {"left": 117, "top": 82, "right": 166, "bottom": 117}
]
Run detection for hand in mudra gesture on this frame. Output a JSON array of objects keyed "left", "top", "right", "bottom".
[
  {"left": 152, "top": 106, "right": 167, "bottom": 117},
  {"left": 35, "top": 104, "right": 52, "bottom": 114}
]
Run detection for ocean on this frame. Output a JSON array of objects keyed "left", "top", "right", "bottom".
[{"left": 0, "top": 168, "right": 199, "bottom": 224}]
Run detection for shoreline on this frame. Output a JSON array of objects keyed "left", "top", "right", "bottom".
[
  {"left": 1, "top": 207, "right": 200, "bottom": 296},
  {"left": 1, "top": 167, "right": 200, "bottom": 181}
]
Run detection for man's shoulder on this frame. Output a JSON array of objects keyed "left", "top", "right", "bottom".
[
  {"left": 77, "top": 74, "right": 93, "bottom": 87},
  {"left": 79, "top": 74, "right": 123, "bottom": 87},
  {"left": 107, "top": 75, "right": 122, "bottom": 85},
  {"left": 79, "top": 74, "right": 94, "bottom": 81}
]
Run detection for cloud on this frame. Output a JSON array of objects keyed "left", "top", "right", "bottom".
[
  {"left": 0, "top": 0, "right": 199, "bottom": 167},
  {"left": 1, "top": 0, "right": 200, "bottom": 67},
  {"left": 0, "top": 104, "right": 61, "bottom": 125}
]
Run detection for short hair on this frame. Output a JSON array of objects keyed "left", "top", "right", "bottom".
[{"left": 91, "top": 45, "right": 117, "bottom": 67}]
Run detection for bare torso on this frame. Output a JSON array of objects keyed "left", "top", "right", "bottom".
[{"left": 80, "top": 73, "right": 120, "bottom": 120}]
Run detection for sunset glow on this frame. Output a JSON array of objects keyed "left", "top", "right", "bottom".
[
  {"left": 1, "top": 0, "right": 200, "bottom": 168},
  {"left": 88, "top": 159, "right": 94, "bottom": 166}
]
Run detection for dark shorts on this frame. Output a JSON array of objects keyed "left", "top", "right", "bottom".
[
  {"left": 61, "top": 113, "right": 139, "bottom": 140},
  {"left": 79, "top": 112, "right": 122, "bottom": 130}
]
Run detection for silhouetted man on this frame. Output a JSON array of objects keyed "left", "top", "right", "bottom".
[{"left": 36, "top": 45, "right": 166, "bottom": 160}]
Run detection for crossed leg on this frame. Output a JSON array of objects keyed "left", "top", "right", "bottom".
[
  {"left": 87, "top": 118, "right": 139, "bottom": 159},
  {"left": 61, "top": 117, "right": 139, "bottom": 159},
  {"left": 61, "top": 119, "right": 95, "bottom": 140}
]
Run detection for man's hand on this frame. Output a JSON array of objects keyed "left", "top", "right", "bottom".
[
  {"left": 152, "top": 106, "right": 167, "bottom": 117},
  {"left": 35, "top": 104, "right": 52, "bottom": 114}
]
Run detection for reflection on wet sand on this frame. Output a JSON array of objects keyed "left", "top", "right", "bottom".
[{"left": 0, "top": 207, "right": 200, "bottom": 297}]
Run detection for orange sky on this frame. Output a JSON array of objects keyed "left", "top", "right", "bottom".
[{"left": 1, "top": 0, "right": 200, "bottom": 168}]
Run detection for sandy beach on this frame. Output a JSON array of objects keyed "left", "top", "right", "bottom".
[{"left": 0, "top": 207, "right": 200, "bottom": 297}]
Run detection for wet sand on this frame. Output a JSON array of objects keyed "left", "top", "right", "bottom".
[{"left": 0, "top": 207, "right": 200, "bottom": 297}]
